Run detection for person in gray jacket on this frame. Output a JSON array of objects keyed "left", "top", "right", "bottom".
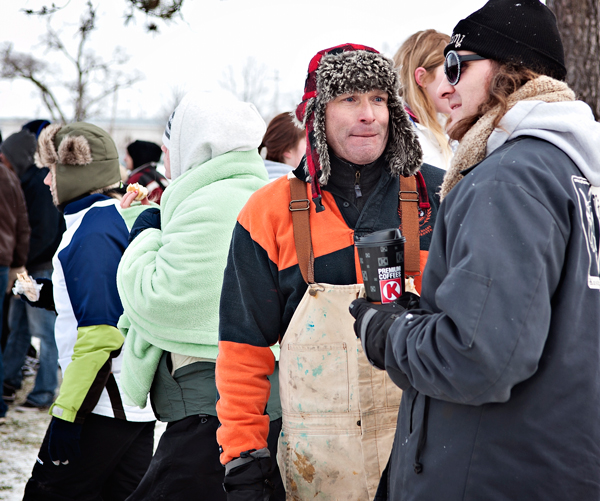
[{"left": 351, "top": 0, "right": 600, "bottom": 499}]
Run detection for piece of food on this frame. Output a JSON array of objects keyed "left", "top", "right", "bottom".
[
  {"left": 14, "top": 273, "right": 42, "bottom": 302},
  {"left": 126, "top": 183, "right": 149, "bottom": 201}
]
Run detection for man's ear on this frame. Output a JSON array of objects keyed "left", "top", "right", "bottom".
[
  {"left": 414, "top": 67, "right": 428, "bottom": 87},
  {"left": 283, "top": 150, "right": 292, "bottom": 159}
]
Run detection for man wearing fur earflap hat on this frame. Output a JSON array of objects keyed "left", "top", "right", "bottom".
[
  {"left": 351, "top": 0, "right": 600, "bottom": 499},
  {"left": 22, "top": 122, "right": 156, "bottom": 500},
  {"left": 215, "top": 44, "right": 444, "bottom": 500}
]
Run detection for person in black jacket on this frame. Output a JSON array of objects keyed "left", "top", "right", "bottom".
[
  {"left": 1, "top": 125, "right": 65, "bottom": 412},
  {"left": 351, "top": 0, "right": 600, "bottom": 499}
]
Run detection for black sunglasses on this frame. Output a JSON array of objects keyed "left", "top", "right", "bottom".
[{"left": 444, "top": 50, "right": 488, "bottom": 86}]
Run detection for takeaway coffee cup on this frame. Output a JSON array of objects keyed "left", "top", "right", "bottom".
[{"left": 355, "top": 228, "right": 406, "bottom": 304}]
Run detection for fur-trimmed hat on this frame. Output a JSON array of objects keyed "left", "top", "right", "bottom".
[
  {"left": 36, "top": 122, "right": 121, "bottom": 205},
  {"left": 445, "top": 0, "right": 566, "bottom": 81},
  {"left": 295, "top": 43, "right": 422, "bottom": 212}
]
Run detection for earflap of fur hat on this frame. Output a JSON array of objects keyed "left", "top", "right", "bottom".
[
  {"left": 385, "top": 99, "right": 423, "bottom": 177},
  {"left": 57, "top": 134, "right": 93, "bottom": 166},
  {"left": 35, "top": 123, "right": 62, "bottom": 168}
]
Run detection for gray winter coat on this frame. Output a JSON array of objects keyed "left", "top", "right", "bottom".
[{"left": 384, "top": 134, "right": 600, "bottom": 500}]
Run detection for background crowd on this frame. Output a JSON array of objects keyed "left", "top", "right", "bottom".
[{"left": 2, "top": 0, "right": 600, "bottom": 500}]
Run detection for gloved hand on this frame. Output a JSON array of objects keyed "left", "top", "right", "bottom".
[
  {"left": 349, "top": 299, "right": 405, "bottom": 370},
  {"left": 20, "top": 278, "right": 55, "bottom": 312},
  {"left": 48, "top": 417, "right": 83, "bottom": 465},
  {"left": 223, "top": 448, "right": 274, "bottom": 501},
  {"left": 129, "top": 208, "right": 161, "bottom": 243}
]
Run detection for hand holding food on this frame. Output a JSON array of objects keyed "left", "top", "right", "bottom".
[
  {"left": 13, "top": 272, "right": 44, "bottom": 302},
  {"left": 121, "top": 183, "right": 151, "bottom": 209},
  {"left": 127, "top": 183, "right": 149, "bottom": 201}
]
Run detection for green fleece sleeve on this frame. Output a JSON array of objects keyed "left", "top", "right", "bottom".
[
  {"left": 49, "top": 325, "right": 124, "bottom": 423},
  {"left": 118, "top": 202, "right": 160, "bottom": 230}
]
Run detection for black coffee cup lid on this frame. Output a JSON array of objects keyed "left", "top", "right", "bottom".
[{"left": 355, "top": 228, "right": 406, "bottom": 247}]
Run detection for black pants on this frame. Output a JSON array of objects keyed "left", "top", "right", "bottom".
[
  {"left": 126, "top": 415, "right": 285, "bottom": 501},
  {"left": 23, "top": 413, "right": 155, "bottom": 501}
]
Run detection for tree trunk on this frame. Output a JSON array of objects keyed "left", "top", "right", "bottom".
[{"left": 547, "top": 0, "right": 600, "bottom": 120}]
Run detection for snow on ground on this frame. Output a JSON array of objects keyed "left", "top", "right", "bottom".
[
  {"left": 0, "top": 373, "right": 166, "bottom": 500},
  {"left": 0, "top": 376, "right": 50, "bottom": 501}
]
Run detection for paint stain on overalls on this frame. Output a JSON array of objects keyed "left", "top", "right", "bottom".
[{"left": 278, "top": 283, "right": 403, "bottom": 500}]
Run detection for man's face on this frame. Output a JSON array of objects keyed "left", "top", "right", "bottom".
[
  {"left": 436, "top": 50, "right": 494, "bottom": 131},
  {"left": 43, "top": 166, "right": 60, "bottom": 206},
  {"left": 325, "top": 90, "right": 389, "bottom": 165}
]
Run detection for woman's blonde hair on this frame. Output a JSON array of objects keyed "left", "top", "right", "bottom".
[{"left": 394, "top": 29, "right": 452, "bottom": 162}]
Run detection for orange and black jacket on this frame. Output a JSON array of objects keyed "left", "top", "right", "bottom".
[{"left": 215, "top": 161, "right": 444, "bottom": 464}]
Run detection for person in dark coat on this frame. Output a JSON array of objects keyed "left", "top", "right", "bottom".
[
  {"left": 1, "top": 124, "right": 65, "bottom": 412},
  {"left": 0, "top": 135, "right": 30, "bottom": 424},
  {"left": 351, "top": 1, "right": 600, "bottom": 499}
]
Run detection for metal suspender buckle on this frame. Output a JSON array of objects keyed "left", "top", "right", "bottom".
[
  {"left": 289, "top": 199, "right": 310, "bottom": 211},
  {"left": 399, "top": 190, "right": 419, "bottom": 202}
]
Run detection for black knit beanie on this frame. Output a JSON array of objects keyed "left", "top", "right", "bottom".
[
  {"left": 445, "top": 0, "right": 566, "bottom": 81},
  {"left": 127, "top": 140, "right": 162, "bottom": 169}
]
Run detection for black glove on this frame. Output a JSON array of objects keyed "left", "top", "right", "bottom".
[
  {"left": 48, "top": 417, "right": 83, "bottom": 465},
  {"left": 223, "top": 448, "right": 274, "bottom": 501},
  {"left": 21, "top": 278, "right": 55, "bottom": 312},
  {"left": 350, "top": 299, "right": 405, "bottom": 370},
  {"left": 129, "top": 208, "right": 161, "bottom": 243}
]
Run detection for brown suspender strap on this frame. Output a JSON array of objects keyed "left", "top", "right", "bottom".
[
  {"left": 289, "top": 177, "right": 315, "bottom": 284},
  {"left": 289, "top": 175, "right": 420, "bottom": 282},
  {"left": 399, "top": 175, "right": 421, "bottom": 275}
]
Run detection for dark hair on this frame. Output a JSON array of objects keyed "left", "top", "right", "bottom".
[
  {"left": 259, "top": 112, "right": 304, "bottom": 164},
  {"left": 448, "top": 62, "right": 539, "bottom": 141}
]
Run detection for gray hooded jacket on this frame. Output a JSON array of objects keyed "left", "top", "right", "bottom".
[{"left": 384, "top": 99, "right": 600, "bottom": 499}]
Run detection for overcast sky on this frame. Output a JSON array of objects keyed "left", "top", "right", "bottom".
[{"left": 0, "top": 0, "right": 490, "bottom": 122}]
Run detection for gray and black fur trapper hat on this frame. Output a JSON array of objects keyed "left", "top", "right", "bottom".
[{"left": 295, "top": 43, "right": 422, "bottom": 212}]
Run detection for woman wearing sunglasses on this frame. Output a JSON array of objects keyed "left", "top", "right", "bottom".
[
  {"left": 350, "top": 0, "right": 600, "bottom": 499},
  {"left": 393, "top": 29, "right": 453, "bottom": 170}
]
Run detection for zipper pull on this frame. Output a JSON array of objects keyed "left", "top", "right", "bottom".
[{"left": 354, "top": 170, "right": 362, "bottom": 198}]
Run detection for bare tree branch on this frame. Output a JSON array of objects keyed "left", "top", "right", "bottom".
[
  {"left": 219, "top": 57, "right": 274, "bottom": 117},
  {"left": 0, "top": 1, "right": 143, "bottom": 122},
  {"left": 0, "top": 43, "right": 68, "bottom": 122},
  {"left": 24, "top": 0, "right": 184, "bottom": 32}
]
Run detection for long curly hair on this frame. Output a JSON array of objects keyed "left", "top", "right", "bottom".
[{"left": 448, "top": 63, "right": 540, "bottom": 141}]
